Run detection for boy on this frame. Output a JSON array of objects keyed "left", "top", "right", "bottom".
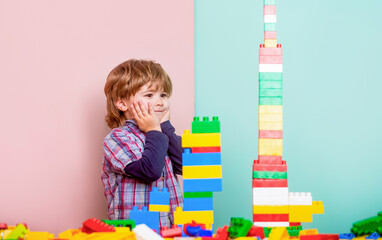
[{"left": 101, "top": 59, "right": 183, "bottom": 228}]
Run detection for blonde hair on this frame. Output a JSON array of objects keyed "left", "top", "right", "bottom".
[{"left": 104, "top": 59, "right": 172, "bottom": 129}]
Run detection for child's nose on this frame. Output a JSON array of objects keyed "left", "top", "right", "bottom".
[{"left": 154, "top": 97, "right": 163, "bottom": 106}]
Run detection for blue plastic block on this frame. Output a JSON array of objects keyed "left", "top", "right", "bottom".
[
  {"left": 199, "top": 229, "right": 213, "bottom": 237},
  {"left": 183, "top": 197, "right": 213, "bottom": 211},
  {"left": 182, "top": 149, "right": 221, "bottom": 166},
  {"left": 366, "top": 233, "right": 380, "bottom": 239},
  {"left": 149, "top": 187, "right": 169, "bottom": 205},
  {"left": 129, "top": 206, "right": 159, "bottom": 233},
  {"left": 183, "top": 178, "right": 222, "bottom": 192},
  {"left": 339, "top": 233, "right": 356, "bottom": 239},
  {"left": 186, "top": 226, "right": 202, "bottom": 237}
]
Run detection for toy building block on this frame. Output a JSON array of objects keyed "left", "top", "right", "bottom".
[
  {"left": 254, "top": 222, "right": 289, "bottom": 227},
  {"left": 259, "top": 44, "right": 282, "bottom": 56},
  {"left": 183, "top": 165, "right": 222, "bottom": 179},
  {"left": 83, "top": 218, "right": 115, "bottom": 233},
  {"left": 192, "top": 116, "right": 220, "bottom": 133},
  {"left": 264, "top": 23, "right": 277, "bottom": 32},
  {"left": 267, "top": 227, "right": 289, "bottom": 240},
  {"left": 182, "top": 149, "right": 221, "bottom": 166},
  {"left": 259, "top": 121, "right": 283, "bottom": 130},
  {"left": 149, "top": 187, "right": 170, "bottom": 205},
  {"left": 191, "top": 146, "right": 221, "bottom": 153},
  {"left": 214, "top": 225, "right": 229, "bottom": 240},
  {"left": 253, "top": 171, "right": 287, "bottom": 179},
  {"left": 133, "top": 224, "right": 164, "bottom": 240},
  {"left": 287, "top": 226, "right": 303, "bottom": 237},
  {"left": 259, "top": 72, "right": 283, "bottom": 81},
  {"left": 365, "top": 232, "right": 381, "bottom": 239},
  {"left": 259, "top": 97, "right": 282, "bottom": 105},
  {"left": 260, "top": 80, "right": 283, "bottom": 89},
  {"left": 253, "top": 205, "right": 289, "bottom": 214},
  {"left": 264, "top": 15, "right": 277, "bottom": 24},
  {"left": 300, "top": 234, "right": 339, "bottom": 240},
  {"left": 184, "top": 197, "right": 213, "bottom": 211},
  {"left": 25, "top": 231, "right": 55, "bottom": 240},
  {"left": 253, "top": 187, "right": 289, "bottom": 197},
  {"left": 312, "top": 201, "right": 324, "bottom": 214},
  {"left": 130, "top": 206, "right": 160, "bottom": 233},
  {"left": 252, "top": 194, "right": 288, "bottom": 205},
  {"left": 351, "top": 211, "right": 382, "bottom": 236},
  {"left": 253, "top": 214, "right": 289, "bottom": 222},
  {"left": 339, "top": 233, "right": 356, "bottom": 239},
  {"left": 258, "top": 155, "right": 282, "bottom": 163},
  {"left": 289, "top": 205, "right": 314, "bottom": 222},
  {"left": 103, "top": 219, "right": 135, "bottom": 229},
  {"left": 259, "top": 64, "right": 282, "bottom": 72},
  {"left": 259, "top": 130, "right": 283, "bottom": 139},
  {"left": 259, "top": 56, "right": 282, "bottom": 65},
  {"left": 5, "top": 223, "right": 28, "bottom": 240},
  {"left": 174, "top": 207, "right": 214, "bottom": 225},
  {"left": 149, "top": 205, "right": 170, "bottom": 212},
  {"left": 265, "top": 39, "right": 277, "bottom": 47},
  {"left": 264, "top": 4, "right": 276, "bottom": 15},
  {"left": 259, "top": 113, "right": 283, "bottom": 122},
  {"left": 247, "top": 226, "right": 265, "bottom": 238},
  {"left": 161, "top": 225, "right": 182, "bottom": 238},
  {"left": 299, "top": 229, "right": 319, "bottom": 236},
  {"left": 58, "top": 229, "right": 82, "bottom": 239},
  {"left": 265, "top": 31, "right": 277, "bottom": 39},
  {"left": 264, "top": 0, "right": 276, "bottom": 5},
  {"left": 228, "top": 217, "right": 252, "bottom": 238},
  {"left": 183, "top": 178, "right": 222, "bottom": 192},
  {"left": 253, "top": 160, "right": 287, "bottom": 172},
  {"left": 182, "top": 130, "right": 221, "bottom": 148},
  {"left": 288, "top": 193, "right": 312, "bottom": 205},
  {"left": 252, "top": 179, "right": 288, "bottom": 188},
  {"left": 258, "top": 139, "right": 283, "bottom": 155},
  {"left": 184, "top": 192, "right": 213, "bottom": 198}
]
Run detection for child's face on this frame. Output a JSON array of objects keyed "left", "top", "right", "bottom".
[{"left": 127, "top": 82, "right": 170, "bottom": 121}]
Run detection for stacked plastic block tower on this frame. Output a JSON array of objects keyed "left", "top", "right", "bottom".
[
  {"left": 175, "top": 116, "right": 222, "bottom": 227},
  {"left": 252, "top": 0, "right": 324, "bottom": 227}
]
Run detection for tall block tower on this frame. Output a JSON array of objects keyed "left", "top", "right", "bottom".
[{"left": 252, "top": 0, "right": 324, "bottom": 227}]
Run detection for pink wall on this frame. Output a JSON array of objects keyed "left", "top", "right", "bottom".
[{"left": 0, "top": 0, "right": 194, "bottom": 234}]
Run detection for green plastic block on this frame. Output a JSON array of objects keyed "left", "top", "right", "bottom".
[
  {"left": 264, "top": 227, "right": 272, "bottom": 237},
  {"left": 259, "top": 72, "right": 283, "bottom": 81},
  {"left": 6, "top": 224, "right": 28, "bottom": 240},
  {"left": 253, "top": 171, "right": 287, "bottom": 179},
  {"left": 287, "top": 226, "right": 303, "bottom": 237},
  {"left": 264, "top": 23, "right": 276, "bottom": 32},
  {"left": 192, "top": 116, "right": 220, "bottom": 133},
  {"left": 264, "top": 0, "right": 276, "bottom": 5},
  {"left": 228, "top": 217, "right": 252, "bottom": 238},
  {"left": 351, "top": 213, "right": 382, "bottom": 236},
  {"left": 103, "top": 219, "right": 135, "bottom": 229},
  {"left": 259, "top": 88, "right": 283, "bottom": 97},
  {"left": 259, "top": 80, "right": 283, "bottom": 89},
  {"left": 259, "top": 97, "right": 282, "bottom": 105},
  {"left": 184, "top": 192, "right": 213, "bottom": 198}
]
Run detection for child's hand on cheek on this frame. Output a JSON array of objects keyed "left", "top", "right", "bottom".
[{"left": 130, "top": 101, "right": 161, "bottom": 132}]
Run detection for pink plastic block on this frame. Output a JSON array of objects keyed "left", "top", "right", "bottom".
[
  {"left": 259, "top": 55, "right": 283, "bottom": 64},
  {"left": 265, "top": 31, "right": 277, "bottom": 39},
  {"left": 252, "top": 179, "right": 288, "bottom": 188},
  {"left": 259, "top": 130, "right": 283, "bottom": 138},
  {"left": 259, "top": 44, "right": 282, "bottom": 56},
  {"left": 258, "top": 155, "right": 282, "bottom": 164},
  {"left": 264, "top": 5, "right": 276, "bottom": 15},
  {"left": 253, "top": 160, "right": 287, "bottom": 172}
]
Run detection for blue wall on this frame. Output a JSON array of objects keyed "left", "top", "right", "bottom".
[{"left": 195, "top": 0, "right": 382, "bottom": 233}]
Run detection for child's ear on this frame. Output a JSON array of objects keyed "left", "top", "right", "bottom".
[{"left": 115, "top": 99, "right": 129, "bottom": 111}]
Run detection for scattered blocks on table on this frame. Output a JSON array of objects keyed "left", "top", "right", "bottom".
[
  {"left": 82, "top": 218, "right": 115, "bottom": 233},
  {"left": 228, "top": 217, "right": 253, "bottom": 238},
  {"left": 133, "top": 224, "right": 164, "bottom": 240}
]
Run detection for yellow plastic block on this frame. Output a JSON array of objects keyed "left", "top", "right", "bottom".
[
  {"left": 289, "top": 205, "right": 313, "bottom": 222},
  {"left": 115, "top": 227, "right": 133, "bottom": 233},
  {"left": 312, "top": 201, "right": 324, "bottom": 214},
  {"left": 85, "top": 232, "right": 136, "bottom": 240},
  {"left": 259, "top": 113, "right": 283, "bottom": 122},
  {"left": 58, "top": 229, "right": 81, "bottom": 239},
  {"left": 149, "top": 204, "right": 170, "bottom": 212},
  {"left": 182, "top": 130, "right": 221, "bottom": 148},
  {"left": 259, "top": 121, "right": 283, "bottom": 130},
  {"left": 268, "top": 227, "right": 289, "bottom": 240},
  {"left": 236, "top": 238, "right": 259, "bottom": 240},
  {"left": 183, "top": 165, "right": 222, "bottom": 179},
  {"left": 253, "top": 205, "right": 289, "bottom": 214},
  {"left": 259, "top": 105, "right": 283, "bottom": 114},
  {"left": 353, "top": 237, "right": 367, "bottom": 240},
  {"left": 174, "top": 207, "right": 214, "bottom": 225},
  {"left": 26, "top": 232, "right": 55, "bottom": 240},
  {"left": 265, "top": 39, "right": 277, "bottom": 48},
  {"left": 299, "top": 229, "right": 319, "bottom": 236},
  {"left": 259, "top": 139, "right": 283, "bottom": 155}
]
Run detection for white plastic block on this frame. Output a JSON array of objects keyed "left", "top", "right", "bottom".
[
  {"left": 133, "top": 224, "right": 164, "bottom": 240},
  {"left": 253, "top": 187, "right": 289, "bottom": 197},
  {"left": 259, "top": 64, "right": 283, "bottom": 72},
  {"left": 264, "top": 15, "right": 277, "bottom": 23},
  {"left": 253, "top": 195, "right": 289, "bottom": 205},
  {"left": 253, "top": 222, "right": 289, "bottom": 227},
  {"left": 288, "top": 192, "right": 313, "bottom": 205}
]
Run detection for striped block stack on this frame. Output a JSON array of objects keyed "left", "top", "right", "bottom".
[
  {"left": 174, "top": 117, "right": 222, "bottom": 227},
  {"left": 253, "top": 0, "right": 324, "bottom": 227}
]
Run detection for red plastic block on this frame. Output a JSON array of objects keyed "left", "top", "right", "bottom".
[
  {"left": 215, "top": 226, "right": 229, "bottom": 240},
  {"left": 0, "top": 223, "right": 8, "bottom": 229},
  {"left": 253, "top": 214, "right": 289, "bottom": 222},
  {"left": 264, "top": 5, "right": 276, "bottom": 15},
  {"left": 191, "top": 147, "right": 221, "bottom": 153},
  {"left": 161, "top": 225, "right": 182, "bottom": 238},
  {"left": 247, "top": 226, "right": 265, "bottom": 238},
  {"left": 265, "top": 31, "right": 277, "bottom": 39},
  {"left": 300, "top": 234, "right": 339, "bottom": 240},
  {"left": 82, "top": 218, "right": 115, "bottom": 233},
  {"left": 258, "top": 155, "right": 282, "bottom": 164},
  {"left": 252, "top": 179, "right": 288, "bottom": 187},
  {"left": 259, "top": 45, "right": 282, "bottom": 56},
  {"left": 259, "top": 56, "right": 283, "bottom": 64},
  {"left": 290, "top": 222, "right": 301, "bottom": 226},
  {"left": 259, "top": 130, "right": 283, "bottom": 139},
  {"left": 253, "top": 160, "right": 287, "bottom": 172}
]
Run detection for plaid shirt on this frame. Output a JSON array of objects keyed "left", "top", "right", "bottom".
[{"left": 101, "top": 120, "right": 183, "bottom": 228}]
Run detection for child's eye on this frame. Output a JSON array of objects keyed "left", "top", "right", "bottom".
[
  {"left": 145, "top": 94, "right": 153, "bottom": 98},
  {"left": 161, "top": 93, "right": 168, "bottom": 98}
]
